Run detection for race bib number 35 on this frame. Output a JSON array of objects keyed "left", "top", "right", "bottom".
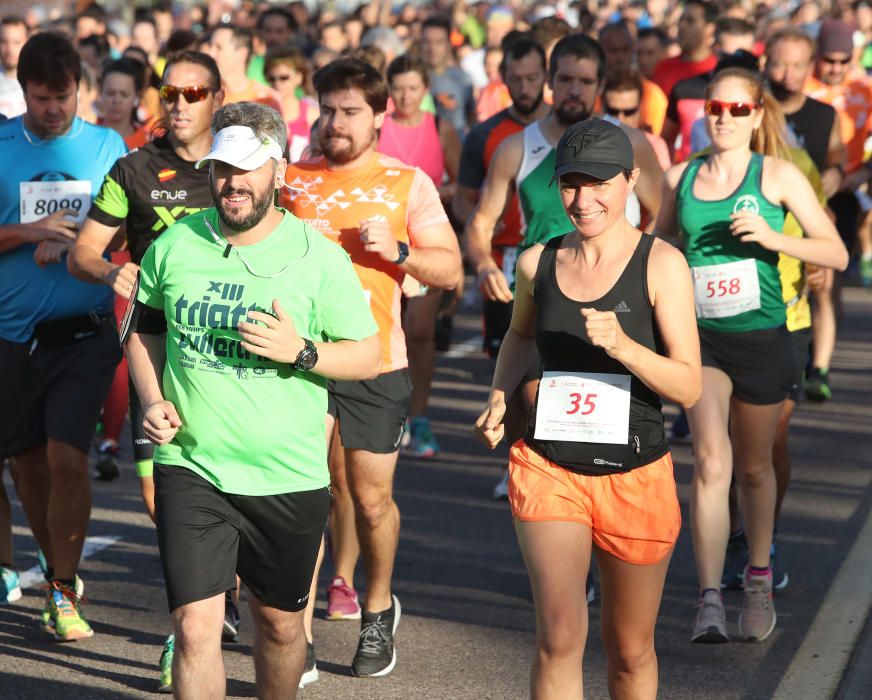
[
  {"left": 692, "top": 259, "right": 761, "bottom": 319},
  {"left": 20, "top": 180, "right": 91, "bottom": 226},
  {"left": 534, "top": 371, "right": 631, "bottom": 444}
]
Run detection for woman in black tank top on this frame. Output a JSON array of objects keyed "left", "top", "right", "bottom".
[{"left": 474, "top": 119, "right": 701, "bottom": 699}]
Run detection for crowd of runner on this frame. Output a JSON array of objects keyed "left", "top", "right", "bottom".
[{"left": 0, "top": 0, "right": 867, "bottom": 697}]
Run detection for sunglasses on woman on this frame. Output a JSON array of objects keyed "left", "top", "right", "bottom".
[
  {"left": 159, "top": 85, "right": 213, "bottom": 104},
  {"left": 704, "top": 100, "right": 760, "bottom": 118}
]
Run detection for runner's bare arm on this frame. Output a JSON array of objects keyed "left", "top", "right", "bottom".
[
  {"left": 308, "top": 334, "right": 382, "bottom": 381},
  {"left": 68, "top": 218, "right": 139, "bottom": 298},
  {"left": 463, "top": 134, "right": 523, "bottom": 302},
  {"left": 398, "top": 220, "right": 462, "bottom": 289},
  {"left": 474, "top": 244, "right": 541, "bottom": 448},
  {"left": 0, "top": 210, "right": 78, "bottom": 253},
  {"left": 623, "top": 123, "right": 664, "bottom": 226},
  {"left": 753, "top": 158, "right": 849, "bottom": 270},
  {"left": 452, "top": 184, "right": 479, "bottom": 228},
  {"left": 821, "top": 114, "right": 846, "bottom": 196},
  {"left": 652, "top": 161, "right": 690, "bottom": 245},
  {"left": 608, "top": 239, "right": 701, "bottom": 408},
  {"left": 439, "top": 119, "right": 462, "bottom": 184}
]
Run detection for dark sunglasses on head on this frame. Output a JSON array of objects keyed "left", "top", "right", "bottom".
[
  {"left": 704, "top": 99, "right": 759, "bottom": 117},
  {"left": 821, "top": 55, "right": 851, "bottom": 65},
  {"left": 266, "top": 74, "right": 292, "bottom": 83},
  {"left": 604, "top": 104, "right": 640, "bottom": 117},
  {"left": 159, "top": 84, "right": 213, "bottom": 104}
]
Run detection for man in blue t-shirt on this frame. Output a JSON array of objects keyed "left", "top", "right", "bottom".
[{"left": 0, "top": 32, "right": 126, "bottom": 639}]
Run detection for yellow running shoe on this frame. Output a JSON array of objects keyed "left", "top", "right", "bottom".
[{"left": 50, "top": 581, "right": 93, "bottom": 641}]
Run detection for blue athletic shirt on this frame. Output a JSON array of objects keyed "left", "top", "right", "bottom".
[{"left": 0, "top": 116, "right": 127, "bottom": 342}]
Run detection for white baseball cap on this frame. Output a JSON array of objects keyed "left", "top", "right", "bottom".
[{"left": 195, "top": 125, "right": 284, "bottom": 171}]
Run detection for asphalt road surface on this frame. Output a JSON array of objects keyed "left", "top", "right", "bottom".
[{"left": 1, "top": 285, "right": 870, "bottom": 700}]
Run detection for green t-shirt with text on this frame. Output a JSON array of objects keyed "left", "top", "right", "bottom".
[{"left": 137, "top": 207, "right": 377, "bottom": 495}]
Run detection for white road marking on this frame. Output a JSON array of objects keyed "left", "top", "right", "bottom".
[
  {"left": 442, "top": 336, "right": 484, "bottom": 359},
  {"left": 19, "top": 536, "right": 122, "bottom": 590},
  {"left": 772, "top": 506, "right": 872, "bottom": 699}
]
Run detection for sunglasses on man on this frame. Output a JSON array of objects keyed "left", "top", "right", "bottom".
[
  {"left": 603, "top": 104, "right": 640, "bottom": 118},
  {"left": 159, "top": 85, "right": 214, "bottom": 104}
]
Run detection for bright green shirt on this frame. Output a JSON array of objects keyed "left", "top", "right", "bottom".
[{"left": 137, "top": 207, "right": 377, "bottom": 495}]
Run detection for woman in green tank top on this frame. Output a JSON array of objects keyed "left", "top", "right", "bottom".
[{"left": 656, "top": 68, "right": 847, "bottom": 644}]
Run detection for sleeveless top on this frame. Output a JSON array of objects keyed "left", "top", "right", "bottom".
[
  {"left": 287, "top": 97, "right": 317, "bottom": 163},
  {"left": 676, "top": 152, "right": 787, "bottom": 333},
  {"left": 377, "top": 112, "right": 446, "bottom": 186},
  {"left": 524, "top": 233, "right": 669, "bottom": 475},
  {"left": 517, "top": 121, "right": 641, "bottom": 254}
]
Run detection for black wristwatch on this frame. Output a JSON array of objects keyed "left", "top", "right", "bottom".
[
  {"left": 393, "top": 241, "right": 409, "bottom": 265},
  {"left": 292, "top": 338, "right": 318, "bottom": 371}
]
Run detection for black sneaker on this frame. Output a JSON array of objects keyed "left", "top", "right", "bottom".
[
  {"left": 95, "top": 440, "right": 120, "bottom": 481},
  {"left": 223, "top": 591, "right": 240, "bottom": 643},
  {"left": 352, "top": 595, "right": 401, "bottom": 677},
  {"left": 771, "top": 542, "right": 789, "bottom": 592},
  {"left": 298, "top": 641, "right": 318, "bottom": 688}
]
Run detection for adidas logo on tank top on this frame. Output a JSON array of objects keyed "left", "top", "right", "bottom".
[{"left": 614, "top": 301, "right": 631, "bottom": 313}]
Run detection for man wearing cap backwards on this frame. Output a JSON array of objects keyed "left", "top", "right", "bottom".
[
  {"left": 125, "top": 101, "right": 381, "bottom": 698},
  {"left": 475, "top": 118, "right": 701, "bottom": 699},
  {"left": 803, "top": 18, "right": 872, "bottom": 400}
]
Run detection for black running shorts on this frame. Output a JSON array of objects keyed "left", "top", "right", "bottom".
[
  {"left": 787, "top": 327, "right": 812, "bottom": 403},
  {"left": 0, "top": 318, "right": 121, "bottom": 458},
  {"left": 699, "top": 325, "right": 795, "bottom": 405},
  {"left": 154, "top": 464, "right": 330, "bottom": 612},
  {"left": 327, "top": 369, "right": 411, "bottom": 453}
]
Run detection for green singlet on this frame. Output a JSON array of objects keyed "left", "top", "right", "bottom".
[
  {"left": 137, "top": 207, "right": 377, "bottom": 496},
  {"left": 677, "top": 152, "right": 787, "bottom": 333}
]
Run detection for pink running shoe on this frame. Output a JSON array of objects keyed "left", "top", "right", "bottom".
[{"left": 327, "top": 576, "right": 361, "bottom": 620}]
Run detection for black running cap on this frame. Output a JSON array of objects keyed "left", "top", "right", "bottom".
[{"left": 551, "top": 118, "right": 634, "bottom": 185}]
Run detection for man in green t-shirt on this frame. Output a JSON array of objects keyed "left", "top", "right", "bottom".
[{"left": 125, "top": 102, "right": 381, "bottom": 695}]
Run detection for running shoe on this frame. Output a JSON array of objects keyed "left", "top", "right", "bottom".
[
  {"left": 721, "top": 530, "right": 748, "bottom": 590},
  {"left": 860, "top": 254, "right": 872, "bottom": 288},
  {"left": 0, "top": 566, "right": 22, "bottom": 604},
  {"left": 586, "top": 572, "right": 596, "bottom": 604},
  {"left": 50, "top": 580, "right": 93, "bottom": 641},
  {"left": 492, "top": 470, "right": 509, "bottom": 500},
  {"left": 298, "top": 641, "right": 318, "bottom": 688},
  {"left": 223, "top": 591, "right": 240, "bottom": 643},
  {"left": 95, "top": 439, "right": 121, "bottom": 481},
  {"left": 158, "top": 634, "right": 174, "bottom": 693},
  {"left": 770, "top": 542, "right": 789, "bottom": 592},
  {"left": 408, "top": 417, "right": 439, "bottom": 457},
  {"left": 691, "top": 590, "right": 729, "bottom": 644},
  {"left": 804, "top": 367, "right": 832, "bottom": 402},
  {"left": 738, "top": 568, "right": 776, "bottom": 641},
  {"left": 352, "top": 595, "right": 401, "bottom": 677},
  {"left": 40, "top": 587, "right": 53, "bottom": 631},
  {"left": 326, "top": 576, "right": 361, "bottom": 620}
]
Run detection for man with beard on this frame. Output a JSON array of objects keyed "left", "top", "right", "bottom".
[
  {"left": 281, "top": 58, "right": 462, "bottom": 677},
  {"left": 454, "top": 37, "right": 549, "bottom": 499},
  {"left": 69, "top": 51, "right": 223, "bottom": 692},
  {"left": 125, "top": 101, "right": 381, "bottom": 697}
]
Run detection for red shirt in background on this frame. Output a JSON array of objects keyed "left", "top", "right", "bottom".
[{"left": 652, "top": 53, "right": 718, "bottom": 102}]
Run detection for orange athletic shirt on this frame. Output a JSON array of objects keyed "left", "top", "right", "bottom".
[
  {"left": 805, "top": 75, "right": 872, "bottom": 173},
  {"left": 224, "top": 79, "right": 284, "bottom": 119},
  {"left": 281, "top": 152, "right": 449, "bottom": 373}
]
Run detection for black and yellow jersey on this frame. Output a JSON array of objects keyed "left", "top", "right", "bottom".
[{"left": 88, "top": 136, "right": 212, "bottom": 264}]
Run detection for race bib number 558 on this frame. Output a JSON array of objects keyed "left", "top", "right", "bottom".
[
  {"left": 692, "top": 259, "right": 761, "bottom": 319},
  {"left": 20, "top": 180, "right": 91, "bottom": 226},
  {"left": 534, "top": 371, "right": 631, "bottom": 444}
]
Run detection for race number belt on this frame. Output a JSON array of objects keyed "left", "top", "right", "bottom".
[
  {"left": 691, "top": 259, "right": 761, "bottom": 319},
  {"left": 534, "top": 371, "right": 631, "bottom": 444}
]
